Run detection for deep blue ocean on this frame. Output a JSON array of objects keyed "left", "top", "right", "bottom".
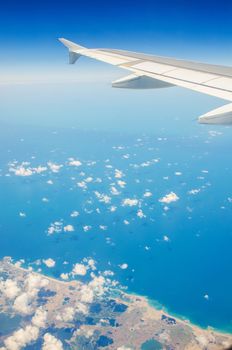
[{"left": 0, "top": 81, "right": 232, "bottom": 332}]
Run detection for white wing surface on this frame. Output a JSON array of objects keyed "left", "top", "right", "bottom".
[{"left": 59, "top": 38, "right": 232, "bottom": 124}]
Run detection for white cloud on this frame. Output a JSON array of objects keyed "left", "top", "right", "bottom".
[
  {"left": 70, "top": 211, "right": 79, "bottom": 217},
  {"left": 83, "top": 225, "right": 91, "bottom": 232},
  {"left": 188, "top": 189, "right": 200, "bottom": 195},
  {"left": 77, "top": 181, "right": 87, "bottom": 189},
  {"left": 75, "top": 301, "right": 88, "bottom": 315},
  {"left": 9, "top": 164, "right": 47, "bottom": 177},
  {"left": 99, "top": 225, "right": 107, "bottom": 231},
  {"left": 56, "top": 307, "right": 75, "bottom": 322},
  {"left": 13, "top": 293, "right": 32, "bottom": 315},
  {"left": 0, "top": 279, "right": 21, "bottom": 299},
  {"left": 68, "top": 158, "right": 82, "bottom": 167},
  {"left": 79, "top": 285, "right": 94, "bottom": 303},
  {"left": 144, "top": 191, "right": 152, "bottom": 197},
  {"left": 159, "top": 192, "right": 179, "bottom": 204},
  {"left": 117, "top": 180, "right": 126, "bottom": 188},
  {"left": 14, "top": 167, "right": 33, "bottom": 176},
  {"left": 137, "top": 209, "right": 146, "bottom": 219},
  {"left": 47, "top": 221, "right": 63, "bottom": 235},
  {"left": 72, "top": 263, "right": 87, "bottom": 276},
  {"left": 42, "top": 333, "right": 64, "bottom": 350},
  {"left": 32, "top": 307, "right": 47, "bottom": 328},
  {"left": 85, "top": 177, "right": 93, "bottom": 183},
  {"left": 115, "top": 169, "right": 124, "bottom": 178},
  {"left": 94, "top": 191, "right": 111, "bottom": 204},
  {"left": 119, "top": 263, "right": 128, "bottom": 270},
  {"left": 110, "top": 186, "right": 120, "bottom": 195},
  {"left": 63, "top": 224, "right": 74, "bottom": 232},
  {"left": 122, "top": 198, "right": 138, "bottom": 207},
  {"left": 47, "top": 162, "right": 63, "bottom": 173},
  {"left": 43, "top": 258, "right": 56, "bottom": 268},
  {"left": 60, "top": 273, "right": 69, "bottom": 280},
  {"left": 13, "top": 273, "right": 49, "bottom": 315},
  {"left": 163, "top": 235, "right": 170, "bottom": 242},
  {"left": 4, "top": 325, "right": 39, "bottom": 350}
]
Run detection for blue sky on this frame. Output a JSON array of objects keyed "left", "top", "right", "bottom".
[{"left": 1, "top": 0, "right": 232, "bottom": 66}]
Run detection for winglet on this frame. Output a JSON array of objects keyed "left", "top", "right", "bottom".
[{"left": 58, "top": 38, "right": 86, "bottom": 64}]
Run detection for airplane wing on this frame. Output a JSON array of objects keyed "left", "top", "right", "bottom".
[{"left": 59, "top": 38, "right": 232, "bottom": 124}]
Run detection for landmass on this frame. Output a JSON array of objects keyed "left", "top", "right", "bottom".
[{"left": 0, "top": 257, "right": 231, "bottom": 350}]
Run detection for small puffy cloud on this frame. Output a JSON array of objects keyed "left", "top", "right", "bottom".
[
  {"left": 47, "top": 162, "right": 63, "bottom": 173},
  {"left": 25, "top": 273, "right": 49, "bottom": 294},
  {"left": 60, "top": 273, "right": 69, "bottom": 280},
  {"left": 19, "top": 212, "right": 26, "bottom": 218},
  {"left": 80, "top": 285, "right": 94, "bottom": 303},
  {"left": 43, "top": 258, "right": 56, "bottom": 268},
  {"left": 188, "top": 189, "right": 200, "bottom": 195},
  {"left": 94, "top": 191, "right": 111, "bottom": 204},
  {"left": 70, "top": 210, "right": 79, "bottom": 217},
  {"left": 117, "top": 180, "right": 126, "bottom": 188},
  {"left": 75, "top": 301, "right": 88, "bottom": 315},
  {"left": 47, "top": 180, "right": 53, "bottom": 185},
  {"left": 72, "top": 263, "right": 87, "bottom": 276},
  {"left": 0, "top": 279, "right": 21, "bottom": 299},
  {"left": 99, "top": 225, "right": 107, "bottom": 231},
  {"left": 110, "top": 186, "right": 120, "bottom": 195},
  {"left": 10, "top": 163, "right": 47, "bottom": 177},
  {"left": 42, "top": 197, "right": 49, "bottom": 202},
  {"left": 13, "top": 273, "right": 48, "bottom": 315},
  {"left": 83, "top": 225, "right": 91, "bottom": 232},
  {"left": 77, "top": 181, "right": 87, "bottom": 189},
  {"left": 68, "top": 158, "right": 82, "bottom": 167},
  {"left": 122, "top": 198, "right": 138, "bottom": 207},
  {"left": 115, "top": 169, "right": 124, "bottom": 178},
  {"left": 175, "top": 171, "right": 182, "bottom": 176},
  {"left": 42, "top": 333, "right": 64, "bottom": 350},
  {"left": 32, "top": 307, "right": 47, "bottom": 328},
  {"left": 47, "top": 221, "right": 63, "bottom": 235},
  {"left": 13, "top": 293, "right": 32, "bottom": 315},
  {"left": 204, "top": 294, "right": 209, "bottom": 300},
  {"left": 4, "top": 325, "right": 39, "bottom": 350},
  {"left": 119, "top": 263, "right": 128, "bottom": 270},
  {"left": 63, "top": 224, "right": 74, "bottom": 232},
  {"left": 56, "top": 307, "right": 75, "bottom": 322},
  {"left": 163, "top": 235, "right": 170, "bottom": 242},
  {"left": 13, "top": 167, "right": 33, "bottom": 177},
  {"left": 137, "top": 209, "right": 146, "bottom": 219},
  {"left": 144, "top": 191, "right": 152, "bottom": 198},
  {"left": 159, "top": 192, "right": 179, "bottom": 204},
  {"left": 123, "top": 220, "right": 130, "bottom": 225},
  {"left": 109, "top": 206, "right": 117, "bottom": 212},
  {"left": 85, "top": 177, "right": 93, "bottom": 183}
]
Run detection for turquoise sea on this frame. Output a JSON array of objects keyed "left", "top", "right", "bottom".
[{"left": 0, "top": 81, "right": 232, "bottom": 332}]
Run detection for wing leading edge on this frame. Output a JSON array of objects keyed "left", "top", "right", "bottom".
[{"left": 59, "top": 38, "right": 232, "bottom": 124}]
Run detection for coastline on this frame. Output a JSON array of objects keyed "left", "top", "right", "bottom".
[
  {"left": 122, "top": 288, "right": 232, "bottom": 337},
  {"left": 13, "top": 259, "right": 232, "bottom": 337},
  {"left": 1, "top": 257, "right": 232, "bottom": 349}
]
